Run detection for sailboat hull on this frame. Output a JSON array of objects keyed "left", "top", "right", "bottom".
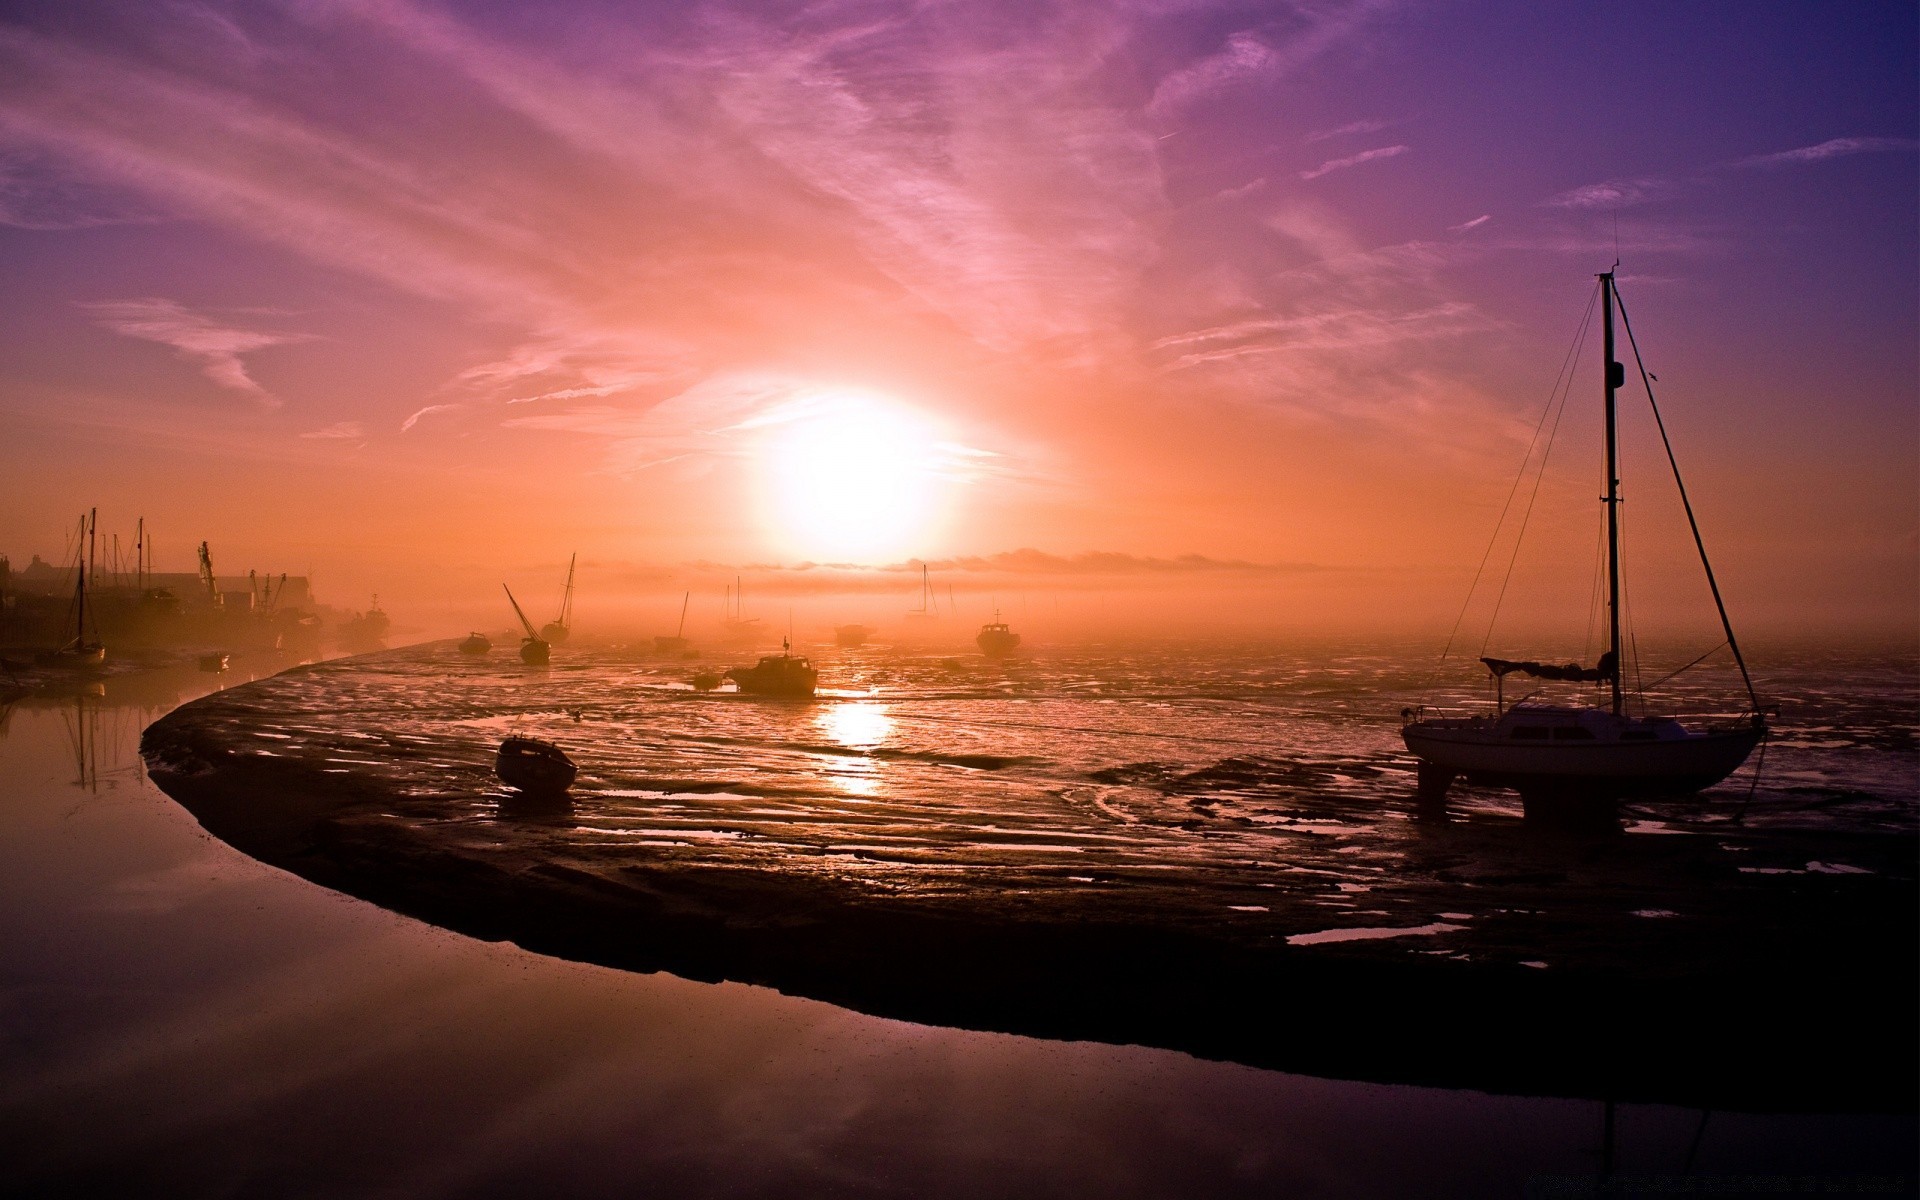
[{"left": 1403, "top": 718, "right": 1763, "bottom": 800}]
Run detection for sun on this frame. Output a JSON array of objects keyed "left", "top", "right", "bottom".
[{"left": 759, "top": 391, "right": 947, "bottom": 561}]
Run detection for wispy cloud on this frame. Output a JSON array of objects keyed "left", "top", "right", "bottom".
[
  {"left": 1734, "top": 136, "right": 1918, "bottom": 169},
  {"left": 80, "top": 298, "right": 310, "bottom": 407},
  {"left": 300, "top": 421, "right": 364, "bottom": 440},
  {"left": 1305, "top": 118, "right": 1389, "bottom": 143},
  {"left": 400, "top": 404, "right": 462, "bottom": 432},
  {"left": 1449, "top": 214, "right": 1491, "bottom": 233},
  {"left": 1300, "top": 144, "right": 1408, "bottom": 181},
  {"left": 1542, "top": 178, "right": 1670, "bottom": 209}
]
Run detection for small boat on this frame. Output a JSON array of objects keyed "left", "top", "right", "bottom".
[
  {"left": 691, "top": 669, "right": 724, "bottom": 692},
  {"left": 975, "top": 609, "right": 1020, "bottom": 657},
  {"left": 503, "top": 584, "right": 550, "bottom": 665},
  {"left": 654, "top": 591, "right": 693, "bottom": 655},
  {"left": 197, "top": 652, "right": 229, "bottom": 673},
  {"left": 458, "top": 632, "right": 492, "bottom": 654},
  {"left": 834, "top": 623, "right": 871, "bottom": 647},
  {"left": 540, "top": 553, "right": 575, "bottom": 644},
  {"left": 1402, "top": 270, "right": 1767, "bottom": 818},
  {"left": 726, "top": 637, "right": 818, "bottom": 697},
  {"left": 495, "top": 735, "right": 577, "bottom": 793}
]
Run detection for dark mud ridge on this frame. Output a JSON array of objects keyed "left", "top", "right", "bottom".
[{"left": 143, "top": 665, "right": 1916, "bottom": 1113}]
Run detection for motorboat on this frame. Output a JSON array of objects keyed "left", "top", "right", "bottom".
[{"left": 726, "top": 638, "right": 818, "bottom": 697}]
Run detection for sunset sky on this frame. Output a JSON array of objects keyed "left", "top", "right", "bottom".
[{"left": 0, "top": 1, "right": 1912, "bottom": 641}]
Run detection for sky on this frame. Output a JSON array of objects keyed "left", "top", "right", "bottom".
[{"left": 0, "top": 0, "right": 1913, "bottom": 643}]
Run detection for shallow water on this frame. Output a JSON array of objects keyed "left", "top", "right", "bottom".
[
  {"left": 3, "top": 648, "right": 1914, "bottom": 1196},
  {"left": 176, "top": 637, "right": 1916, "bottom": 950}
]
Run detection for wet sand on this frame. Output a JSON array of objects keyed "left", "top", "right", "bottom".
[{"left": 138, "top": 645, "right": 1918, "bottom": 1112}]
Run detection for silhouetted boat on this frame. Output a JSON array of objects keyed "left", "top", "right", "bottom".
[
  {"left": 975, "top": 609, "right": 1020, "bottom": 657},
  {"left": 1402, "top": 271, "right": 1767, "bottom": 816},
  {"left": 834, "top": 623, "right": 871, "bottom": 647},
  {"left": 903, "top": 562, "right": 939, "bottom": 626},
  {"left": 36, "top": 509, "right": 106, "bottom": 669},
  {"left": 540, "top": 553, "right": 575, "bottom": 644},
  {"left": 197, "top": 652, "right": 229, "bottom": 673},
  {"left": 655, "top": 591, "right": 694, "bottom": 655},
  {"left": 727, "top": 637, "right": 817, "bottom": 697},
  {"left": 722, "top": 576, "right": 761, "bottom": 643},
  {"left": 339, "top": 594, "right": 391, "bottom": 645},
  {"left": 458, "top": 632, "right": 492, "bottom": 654},
  {"left": 690, "top": 669, "right": 723, "bottom": 692},
  {"left": 504, "top": 584, "right": 550, "bottom": 665},
  {"left": 495, "top": 735, "right": 576, "bottom": 793}
]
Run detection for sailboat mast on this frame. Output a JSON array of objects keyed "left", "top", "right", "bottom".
[
  {"left": 1600, "top": 272, "right": 1624, "bottom": 717},
  {"left": 676, "top": 590, "right": 689, "bottom": 638},
  {"left": 79, "top": 509, "right": 95, "bottom": 646}
]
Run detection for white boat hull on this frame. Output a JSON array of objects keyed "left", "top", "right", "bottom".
[{"left": 1403, "top": 713, "right": 1764, "bottom": 800}]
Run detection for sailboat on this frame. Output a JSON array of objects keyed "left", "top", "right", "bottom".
[
  {"left": 722, "top": 576, "right": 761, "bottom": 643},
  {"left": 975, "top": 606, "right": 1020, "bottom": 657},
  {"left": 540, "top": 553, "right": 575, "bottom": 644},
  {"left": 504, "top": 584, "right": 551, "bottom": 665},
  {"left": 654, "top": 591, "right": 694, "bottom": 655},
  {"left": 37, "top": 509, "right": 106, "bottom": 668},
  {"left": 1401, "top": 270, "right": 1767, "bottom": 817},
  {"left": 903, "top": 562, "right": 939, "bottom": 625}
]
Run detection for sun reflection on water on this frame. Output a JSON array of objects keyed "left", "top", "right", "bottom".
[
  {"left": 816, "top": 701, "right": 893, "bottom": 798},
  {"left": 817, "top": 701, "right": 893, "bottom": 750}
]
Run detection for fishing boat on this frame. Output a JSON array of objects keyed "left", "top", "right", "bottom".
[
  {"left": 458, "top": 631, "right": 492, "bottom": 654},
  {"left": 540, "top": 553, "right": 575, "bottom": 644},
  {"left": 727, "top": 637, "right": 818, "bottom": 697},
  {"left": 36, "top": 509, "right": 106, "bottom": 669},
  {"left": 504, "top": 584, "right": 550, "bottom": 665},
  {"left": 654, "top": 591, "right": 694, "bottom": 655},
  {"left": 495, "top": 735, "right": 577, "bottom": 793},
  {"left": 834, "top": 623, "right": 871, "bottom": 647},
  {"left": 1401, "top": 270, "right": 1767, "bottom": 818},
  {"left": 975, "top": 608, "right": 1021, "bottom": 657}
]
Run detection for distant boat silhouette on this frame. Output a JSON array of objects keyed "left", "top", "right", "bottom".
[
  {"left": 655, "top": 591, "right": 694, "bottom": 655},
  {"left": 1402, "top": 270, "right": 1767, "bottom": 818},
  {"left": 834, "top": 623, "right": 871, "bottom": 647},
  {"left": 690, "top": 669, "right": 724, "bottom": 692},
  {"left": 540, "top": 553, "right": 575, "bottom": 644},
  {"left": 504, "top": 584, "right": 550, "bottom": 665},
  {"left": 458, "top": 632, "right": 492, "bottom": 654},
  {"left": 722, "top": 576, "right": 761, "bottom": 642},
  {"left": 975, "top": 607, "right": 1020, "bottom": 657},
  {"left": 903, "top": 562, "right": 939, "bottom": 625},
  {"left": 727, "top": 637, "right": 817, "bottom": 697},
  {"left": 36, "top": 509, "right": 106, "bottom": 669}
]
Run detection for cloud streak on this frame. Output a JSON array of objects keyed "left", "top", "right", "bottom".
[
  {"left": 1734, "top": 136, "right": 1918, "bottom": 168},
  {"left": 1299, "top": 144, "right": 1409, "bottom": 181},
  {"left": 80, "top": 298, "right": 310, "bottom": 407}
]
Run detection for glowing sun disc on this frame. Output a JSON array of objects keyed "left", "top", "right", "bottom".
[{"left": 760, "top": 392, "right": 944, "bottom": 561}]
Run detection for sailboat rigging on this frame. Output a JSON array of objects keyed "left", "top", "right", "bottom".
[
  {"left": 37, "top": 509, "right": 105, "bottom": 668},
  {"left": 1401, "top": 271, "right": 1767, "bottom": 819},
  {"left": 655, "top": 591, "right": 693, "bottom": 655},
  {"left": 505, "top": 584, "right": 550, "bottom": 665},
  {"left": 541, "top": 553, "right": 575, "bottom": 644}
]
